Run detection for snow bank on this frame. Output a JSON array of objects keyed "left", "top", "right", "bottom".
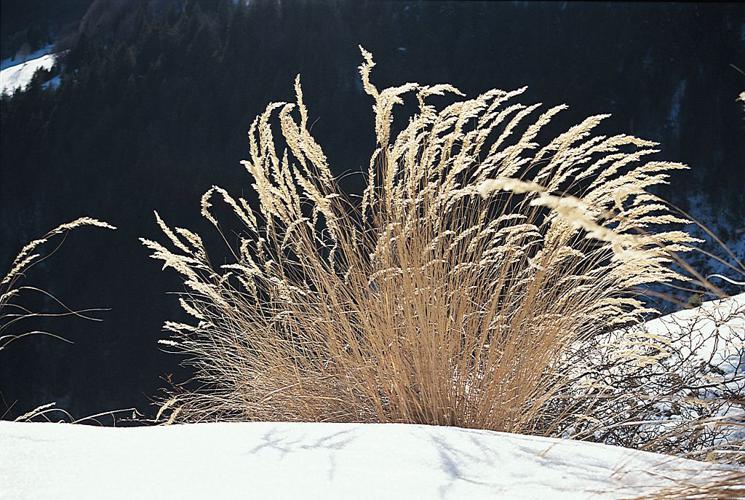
[
  {"left": 0, "top": 421, "right": 730, "bottom": 500},
  {"left": 0, "top": 53, "right": 57, "bottom": 96}
]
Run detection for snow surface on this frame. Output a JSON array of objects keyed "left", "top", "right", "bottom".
[
  {"left": 0, "top": 420, "right": 733, "bottom": 500},
  {"left": 0, "top": 53, "right": 57, "bottom": 96}
]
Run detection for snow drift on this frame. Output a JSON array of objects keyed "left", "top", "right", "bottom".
[{"left": 0, "top": 420, "right": 733, "bottom": 500}]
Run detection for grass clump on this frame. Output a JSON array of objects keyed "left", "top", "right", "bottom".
[{"left": 145, "top": 48, "right": 707, "bottom": 437}]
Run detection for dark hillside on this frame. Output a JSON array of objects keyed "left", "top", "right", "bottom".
[{"left": 1, "top": 0, "right": 743, "bottom": 421}]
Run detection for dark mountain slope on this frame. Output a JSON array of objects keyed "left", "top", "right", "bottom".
[{"left": 1, "top": 0, "right": 743, "bottom": 421}]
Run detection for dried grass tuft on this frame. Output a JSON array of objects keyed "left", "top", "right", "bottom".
[
  {"left": 145, "top": 49, "right": 737, "bottom": 457},
  {"left": 629, "top": 469, "right": 745, "bottom": 499}
]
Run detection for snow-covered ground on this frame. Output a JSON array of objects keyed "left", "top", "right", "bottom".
[
  {"left": 0, "top": 52, "right": 57, "bottom": 96},
  {"left": 0, "top": 420, "right": 734, "bottom": 500}
]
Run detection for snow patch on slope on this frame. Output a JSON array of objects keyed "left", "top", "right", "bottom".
[{"left": 0, "top": 53, "right": 57, "bottom": 96}]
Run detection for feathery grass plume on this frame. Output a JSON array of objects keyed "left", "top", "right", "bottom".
[
  {"left": 146, "top": 47, "right": 713, "bottom": 441},
  {"left": 1, "top": 217, "right": 115, "bottom": 351}
]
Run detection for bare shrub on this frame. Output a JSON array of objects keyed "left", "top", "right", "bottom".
[
  {"left": 557, "top": 294, "right": 744, "bottom": 462},
  {"left": 145, "top": 48, "right": 726, "bottom": 446}
]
